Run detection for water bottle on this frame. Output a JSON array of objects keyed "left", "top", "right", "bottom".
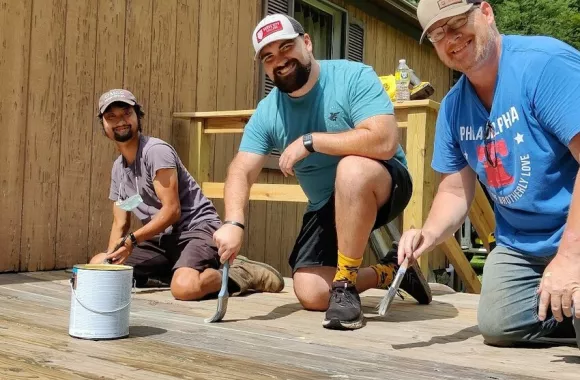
[{"left": 395, "top": 59, "right": 411, "bottom": 102}]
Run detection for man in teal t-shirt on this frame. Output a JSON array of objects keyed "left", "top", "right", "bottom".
[{"left": 212, "top": 14, "right": 431, "bottom": 330}]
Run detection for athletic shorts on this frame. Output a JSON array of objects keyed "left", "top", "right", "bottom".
[
  {"left": 288, "top": 158, "right": 412, "bottom": 273},
  {"left": 125, "top": 221, "right": 221, "bottom": 285}
]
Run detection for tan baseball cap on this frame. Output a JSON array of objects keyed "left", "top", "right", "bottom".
[
  {"left": 98, "top": 89, "right": 138, "bottom": 115},
  {"left": 417, "top": 0, "right": 481, "bottom": 43}
]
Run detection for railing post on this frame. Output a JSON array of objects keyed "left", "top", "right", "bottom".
[{"left": 188, "top": 117, "right": 211, "bottom": 184}]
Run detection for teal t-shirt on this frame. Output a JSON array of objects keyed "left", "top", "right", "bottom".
[{"left": 239, "top": 60, "right": 407, "bottom": 211}]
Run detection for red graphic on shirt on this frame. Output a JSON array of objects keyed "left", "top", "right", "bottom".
[{"left": 476, "top": 139, "right": 514, "bottom": 188}]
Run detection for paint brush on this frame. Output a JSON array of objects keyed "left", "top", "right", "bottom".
[
  {"left": 205, "top": 261, "right": 230, "bottom": 323},
  {"left": 377, "top": 257, "right": 408, "bottom": 316},
  {"left": 103, "top": 235, "right": 129, "bottom": 264}
]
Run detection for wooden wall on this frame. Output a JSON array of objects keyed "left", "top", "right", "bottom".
[
  {"left": 0, "top": 0, "right": 261, "bottom": 273},
  {"left": 0, "top": 0, "right": 450, "bottom": 275}
]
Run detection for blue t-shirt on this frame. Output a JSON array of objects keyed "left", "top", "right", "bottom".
[
  {"left": 432, "top": 35, "right": 580, "bottom": 256},
  {"left": 239, "top": 60, "right": 407, "bottom": 211}
]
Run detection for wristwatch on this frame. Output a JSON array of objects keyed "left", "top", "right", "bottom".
[
  {"left": 128, "top": 232, "right": 138, "bottom": 246},
  {"left": 303, "top": 133, "right": 315, "bottom": 153}
]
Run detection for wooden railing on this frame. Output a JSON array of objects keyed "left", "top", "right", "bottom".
[{"left": 174, "top": 100, "right": 495, "bottom": 293}]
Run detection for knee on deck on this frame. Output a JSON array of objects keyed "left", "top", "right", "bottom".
[
  {"left": 477, "top": 301, "right": 532, "bottom": 347},
  {"left": 170, "top": 274, "right": 205, "bottom": 301},
  {"left": 297, "top": 292, "right": 330, "bottom": 312},
  {"left": 293, "top": 283, "right": 331, "bottom": 311}
]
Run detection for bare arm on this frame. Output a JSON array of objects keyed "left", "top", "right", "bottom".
[
  {"left": 311, "top": 114, "right": 399, "bottom": 160},
  {"left": 422, "top": 165, "right": 477, "bottom": 244},
  {"left": 223, "top": 152, "right": 268, "bottom": 224},
  {"left": 131, "top": 168, "right": 181, "bottom": 244},
  {"left": 107, "top": 204, "right": 131, "bottom": 252}
]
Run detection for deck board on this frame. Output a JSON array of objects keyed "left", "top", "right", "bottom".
[{"left": 0, "top": 271, "right": 577, "bottom": 379}]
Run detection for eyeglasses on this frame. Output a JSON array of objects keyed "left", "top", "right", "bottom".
[
  {"left": 484, "top": 120, "right": 497, "bottom": 168},
  {"left": 427, "top": 7, "right": 477, "bottom": 43}
]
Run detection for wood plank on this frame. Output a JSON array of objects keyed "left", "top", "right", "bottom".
[
  {"left": 264, "top": 171, "right": 287, "bottom": 282},
  {"left": 468, "top": 183, "right": 495, "bottom": 253},
  {"left": 212, "top": 0, "right": 241, "bottom": 218},
  {"left": 206, "top": 118, "right": 250, "bottom": 127},
  {"left": 440, "top": 237, "right": 482, "bottom": 294},
  {"left": 148, "top": 0, "right": 177, "bottom": 142},
  {"left": 245, "top": 172, "right": 268, "bottom": 264},
  {"left": 174, "top": 109, "right": 255, "bottom": 119},
  {"left": 205, "top": 128, "right": 245, "bottom": 134},
  {"left": 202, "top": 182, "right": 308, "bottom": 202},
  {"left": 0, "top": 272, "right": 576, "bottom": 380},
  {"left": 192, "top": 120, "right": 212, "bottom": 184},
  {"left": 0, "top": 0, "right": 31, "bottom": 272},
  {"left": 20, "top": 0, "right": 67, "bottom": 271},
  {"left": 195, "top": 0, "right": 220, "bottom": 113},
  {"left": 363, "top": 14, "right": 378, "bottom": 66},
  {"left": 55, "top": 0, "right": 98, "bottom": 269},
  {"left": 235, "top": 0, "right": 260, "bottom": 110},
  {"left": 374, "top": 20, "right": 390, "bottom": 75},
  {"left": 173, "top": 101, "right": 438, "bottom": 120},
  {"left": 171, "top": 0, "right": 200, "bottom": 167},
  {"left": 402, "top": 108, "right": 433, "bottom": 278},
  {"left": 88, "top": 0, "right": 127, "bottom": 262},
  {"left": 193, "top": 0, "right": 220, "bottom": 185},
  {"left": 280, "top": 175, "right": 299, "bottom": 277},
  {"left": 124, "top": 0, "right": 152, "bottom": 126}
]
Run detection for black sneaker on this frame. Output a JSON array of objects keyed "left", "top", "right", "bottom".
[
  {"left": 381, "top": 242, "right": 432, "bottom": 305},
  {"left": 323, "top": 281, "right": 365, "bottom": 330}
]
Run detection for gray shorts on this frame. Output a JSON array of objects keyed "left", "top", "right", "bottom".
[{"left": 125, "top": 221, "right": 221, "bottom": 285}]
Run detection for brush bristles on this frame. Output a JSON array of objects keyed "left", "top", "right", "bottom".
[{"left": 377, "top": 288, "right": 396, "bottom": 316}]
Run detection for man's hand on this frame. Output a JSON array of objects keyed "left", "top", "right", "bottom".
[
  {"left": 537, "top": 254, "right": 580, "bottom": 322},
  {"left": 397, "top": 229, "right": 437, "bottom": 265},
  {"left": 213, "top": 224, "right": 245, "bottom": 264},
  {"left": 278, "top": 136, "right": 310, "bottom": 177},
  {"left": 105, "top": 237, "right": 133, "bottom": 265}
]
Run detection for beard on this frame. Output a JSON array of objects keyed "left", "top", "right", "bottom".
[
  {"left": 444, "top": 27, "right": 497, "bottom": 73},
  {"left": 113, "top": 125, "right": 134, "bottom": 142},
  {"left": 273, "top": 58, "right": 312, "bottom": 93}
]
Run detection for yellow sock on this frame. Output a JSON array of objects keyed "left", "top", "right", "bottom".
[
  {"left": 371, "top": 263, "right": 395, "bottom": 289},
  {"left": 333, "top": 251, "right": 363, "bottom": 285}
]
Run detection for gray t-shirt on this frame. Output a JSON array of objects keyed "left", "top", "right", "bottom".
[{"left": 109, "top": 134, "right": 221, "bottom": 234}]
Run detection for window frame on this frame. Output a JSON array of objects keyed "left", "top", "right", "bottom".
[{"left": 296, "top": 0, "right": 347, "bottom": 60}]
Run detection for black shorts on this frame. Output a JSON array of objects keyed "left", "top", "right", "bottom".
[
  {"left": 125, "top": 221, "right": 222, "bottom": 285},
  {"left": 288, "top": 158, "right": 412, "bottom": 273}
]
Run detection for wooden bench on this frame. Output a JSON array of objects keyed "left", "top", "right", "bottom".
[{"left": 174, "top": 100, "right": 495, "bottom": 293}]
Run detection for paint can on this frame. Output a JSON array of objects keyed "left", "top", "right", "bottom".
[{"left": 69, "top": 264, "right": 134, "bottom": 340}]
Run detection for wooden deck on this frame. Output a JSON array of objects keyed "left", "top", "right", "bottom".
[{"left": 0, "top": 271, "right": 577, "bottom": 380}]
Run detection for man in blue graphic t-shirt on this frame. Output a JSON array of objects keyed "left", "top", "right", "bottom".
[
  {"left": 212, "top": 14, "right": 432, "bottom": 330},
  {"left": 399, "top": 0, "right": 580, "bottom": 347}
]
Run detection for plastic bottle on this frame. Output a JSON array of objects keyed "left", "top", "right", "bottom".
[{"left": 395, "top": 59, "right": 411, "bottom": 102}]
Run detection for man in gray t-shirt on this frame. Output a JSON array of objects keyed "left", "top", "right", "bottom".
[{"left": 89, "top": 89, "right": 284, "bottom": 301}]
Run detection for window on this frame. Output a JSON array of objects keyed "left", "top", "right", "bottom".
[{"left": 294, "top": 0, "right": 346, "bottom": 60}]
